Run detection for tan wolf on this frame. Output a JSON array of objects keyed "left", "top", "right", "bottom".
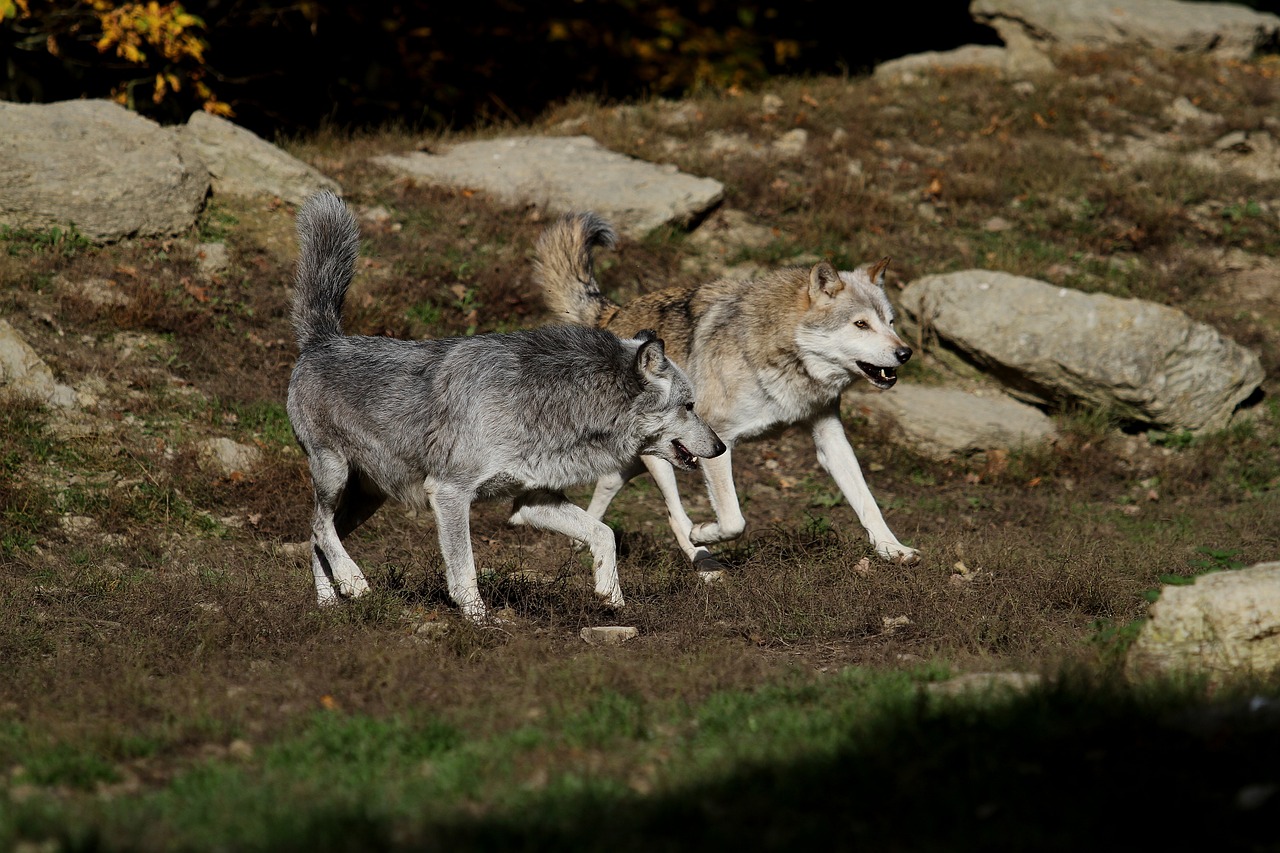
[{"left": 533, "top": 211, "right": 919, "bottom": 571}]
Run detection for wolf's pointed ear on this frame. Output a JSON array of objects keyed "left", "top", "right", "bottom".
[
  {"left": 635, "top": 335, "right": 667, "bottom": 379},
  {"left": 868, "top": 256, "right": 891, "bottom": 287},
  {"left": 634, "top": 328, "right": 658, "bottom": 344},
  {"left": 808, "top": 261, "right": 844, "bottom": 302}
]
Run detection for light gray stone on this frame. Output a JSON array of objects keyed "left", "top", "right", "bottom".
[
  {"left": 1127, "top": 562, "right": 1280, "bottom": 681},
  {"left": 372, "top": 135, "right": 724, "bottom": 238},
  {"left": 196, "top": 437, "right": 261, "bottom": 476},
  {"left": 850, "top": 383, "right": 1057, "bottom": 459},
  {"left": 874, "top": 44, "right": 1053, "bottom": 82},
  {"left": 899, "top": 270, "right": 1263, "bottom": 433},
  {"left": 181, "top": 112, "right": 341, "bottom": 206},
  {"left": 926, "top": 671, "right": 1043, "bottom": 697},
  {"left": 0, "top": 99, "right": 209, "bottom": 243},
  {"left": 0, "top": 319, "right": 76, "bottom": 408},
  {"left": 580, "top": 626, "right": 639, "bottom": 646},
  {"left": 195, "top": 242, "right": 231, "bottom": 279},
  {"left": 971, "top": 0, "right": 1280, "bottom": 62},
  {"left": 54, "top": 275, "right": 132, "bottom": 309}
]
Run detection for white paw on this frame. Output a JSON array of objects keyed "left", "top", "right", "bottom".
[
  {"left": 689, "top": 522, "right": 743, "bottom": 546},
  {"left": 458, "top": 599, "right": 490, "bottom": 624},
  {"left": 876, "top": 542, "right": 921, "bottom": 566},
  {"left": 336, "top": 573, "right": 370, "bottom": 598}
]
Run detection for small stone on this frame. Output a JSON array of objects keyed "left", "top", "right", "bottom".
[{"left": 580, "top": 626, "right": 639, "bottom": 646}]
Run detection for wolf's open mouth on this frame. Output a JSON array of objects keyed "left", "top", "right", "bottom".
[
  {"left": 672, "top": 439, "right": 700, "bottom": 469},
  {"left": 857, "top": 361, "right": 898, "bottom": 389}
]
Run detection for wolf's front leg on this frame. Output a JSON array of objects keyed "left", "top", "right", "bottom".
[
  {"left": 641, "top": 455, "right": 725, "bottom": 572},
  {"left": 511, "top": 491, "right": 624, "bottom": 608},
  {"left": 810, "top": 410, "right": 920, "bottom": 566},
  {"left": 429, "top": 485, "right": 488, "bottom": 622},
  {"left": 686, "top": 449, "right": 747, "bottom": 547}
]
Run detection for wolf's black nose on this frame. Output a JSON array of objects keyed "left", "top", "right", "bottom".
[
  {"left": 895, "top": 346, "right": 913, "bottom": 364},
  {"left": 711, "top": 437, "right": 727, "bottom": 458}
]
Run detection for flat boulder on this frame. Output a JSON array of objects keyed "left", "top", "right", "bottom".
[
  {"left": 0, "top": 319, "right": 76, "bottom": 408},
  {"left": 181, "top": 112, "right": 341, "bottom": 205},
  {"left": 0, "top": 99, "right": 209, "bottom": 243},
  {"left": 372, "top": 135, "right": 724, "bottom": 238},
  {"left": 1127, "top": 563, "right": 1280, "bottom": 682},
  {"left": 899, "top": 270, "right": 1263, "bottom": 433},
  {"left": 851, "top": 383, "right": 1057, "bottom": 459},
  {"left": 971, "top": 0, "right": 1280, "bottom": 62}
]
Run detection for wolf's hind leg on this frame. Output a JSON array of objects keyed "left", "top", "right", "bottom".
[
  {"left": 428, "top": 484, "right": 487, "bottom": 622},
  {"left": 511, "top": 491, "right": 623, "bottom": 608},
  {"left": 584, "top": 457, "right": 646, "bottom": 522},
  {"left": 308, "top": 450, "right": 372, "bottom": 604}
]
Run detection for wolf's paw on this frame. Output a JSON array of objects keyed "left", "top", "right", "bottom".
[
  {"left": 697, "top": 569, "right": 726, "bottom": 586},
  {"left": 692, "top": 550, "right": 728, "bottom": 585},
  {"left": 876, "top": 542, "right": 920, "bottom": 566},
  {"left": 689, "top": 520, "right": 745, "bottom": 546},
  {"left": 692, "top": 549, "right": 727, "bottom": 571},
  {"left": 458, "top": 599, "right": 492, "bottom": 625},
  {"left": 336, "top": 573, "right": 371, "bottom": 598}
]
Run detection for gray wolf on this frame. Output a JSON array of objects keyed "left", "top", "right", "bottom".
[
  {"left": 533, "top": 211, "right": 919, "bottom": 571},
  {"left": 286, "top": 192, "right": 725, "bottom": 622}
]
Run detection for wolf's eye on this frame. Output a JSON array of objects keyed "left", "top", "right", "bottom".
[
  {"left": 854, "top": 320, "right": 869, "bottom": 329},
  {"left": 685, "top": 402, "right": 695, "bottom": 412}
]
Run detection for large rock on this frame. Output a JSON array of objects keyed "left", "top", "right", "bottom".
[
  {"left": 0, "top": 99, "right": 209, "bottom": 243},
  {"left": 971, "top": 0, "right": 1280, "bottom": 62},
  {"left": 1127, "top": 563, "right": 1280, "bottom": 681},
  {"left": 874, "top": 44, "right": 1053, "bottom": 82},
  {"left": 850, "top": 383, "right": 1057, "bottom": 459},
  {"left": 0, "top": 319, "right": 76, "bottom": 408},
  {"left": 181, "top": 112, "right": 341, "bottom": 206},
  {"left": 372, "top": 135, "right": 724, "bottom": 238},
  {"left": 898, "top": 270, "right": 1263, "bottom": 433}
]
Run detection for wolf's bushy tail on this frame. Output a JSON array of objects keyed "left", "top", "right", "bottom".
[
  {"left": 533, "top": 211, "right": 619, "bottom": 327},
  {"left": 292, "top": 190, "right": 360, "bottom": 351}
]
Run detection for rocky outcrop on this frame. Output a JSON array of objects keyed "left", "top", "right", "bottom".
[
  {"left": 879, "top": 0, "right": 1280, "bottom": 82},
  {"left": 1127, "top": 562, "right": 1280, "bottom": 681},
  {"left": 0, "top": 99, "right": 210, "bottom": 243},
  {"left": 180, "top": 112, "right": 342, "bottom": 206},
  {"left": 899, "top": 270, "right": 1263, "bottom": 433},
  {"left": 0, "top": 319, "right": 77, "bottom": 408},
  {"left": 372, "top": 135, "right": 724, "bottom": 238},
  {"left": 971, "top": 0, "right": 1280, "bottom": 62},
  {"left": 850, "top": 384, "right": 1057, "bottom": 460}
]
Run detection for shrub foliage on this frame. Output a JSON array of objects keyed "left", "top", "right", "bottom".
[{"left": 0, "top": 1, "right": 993, "bottom": 135}]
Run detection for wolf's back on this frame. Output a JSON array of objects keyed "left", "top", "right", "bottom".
[
  {"left": 533, "top": 211, "right": 619, "bottom": 328},
  {"left": 292, "top": 191, "right": 361, "bottom": 351}
]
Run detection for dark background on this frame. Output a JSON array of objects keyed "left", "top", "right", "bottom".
[{"left": 2, "top": 0, "right": 1278, "bottom": 137}]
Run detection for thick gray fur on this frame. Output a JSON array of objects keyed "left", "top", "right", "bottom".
[{"left": 286, "top": 191, "right": 725, "bottom": 621}]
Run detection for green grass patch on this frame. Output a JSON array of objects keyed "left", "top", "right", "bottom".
[{"left": 5, "top": 671, "right": 1280, "bottom": 851}]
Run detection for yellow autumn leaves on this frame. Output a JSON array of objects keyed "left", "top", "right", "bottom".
[{"left": 1, "top": 0, "right": 231, "bottom": 116}]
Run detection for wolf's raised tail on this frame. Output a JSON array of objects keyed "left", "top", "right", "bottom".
[
  {"left": 292, "top": 190, "right": 360, "bottom": 351},
  {"left": 533, "top": 211, "right": 620, "bottom": 327}
]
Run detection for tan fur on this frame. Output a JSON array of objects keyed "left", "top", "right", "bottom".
[{"left": 535, "top": 212, "right": 920, "bottom": 569}]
